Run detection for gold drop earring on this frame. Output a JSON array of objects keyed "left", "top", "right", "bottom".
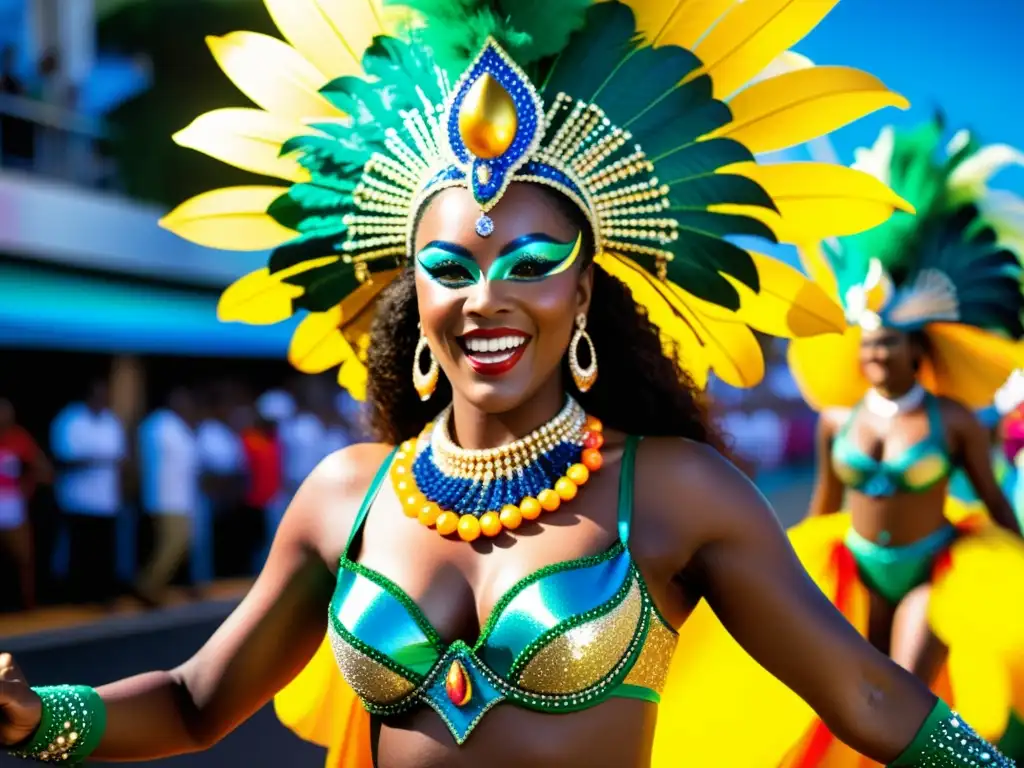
[
  {"left": 413, "top": 325, "right": 439, "bottom": 401},
  {"left": 568, "top": 312, "right": 597, "bottom": 393}
]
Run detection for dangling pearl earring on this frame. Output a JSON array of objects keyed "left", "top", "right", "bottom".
[
  {"left": 413, "top": 327, "right": 439, "bottom": 401},
  {"left": 568, "top": 312, "right": 597, "bottom": 393}
]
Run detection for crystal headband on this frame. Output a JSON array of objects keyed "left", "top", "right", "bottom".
[{"left": 345, "top": 38, "right": 676, "bottom": 278}]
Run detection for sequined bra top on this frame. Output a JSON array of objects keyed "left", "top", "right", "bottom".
[
  {"left": 328, "top": 435, "right": 678, "bottom": 744},
  {"left": 831, "top": 393, "right": 952, "bottom": 498}
]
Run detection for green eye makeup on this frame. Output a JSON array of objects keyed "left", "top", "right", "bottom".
[
  {"left": 488, "top": 233, "right": 582, "bottom": 282},
  {"left": 416, "top": 242, "right": 482, "bottom": 288},
  {"left": 415, "top": 232, "right": 581, "bottom": 289}
]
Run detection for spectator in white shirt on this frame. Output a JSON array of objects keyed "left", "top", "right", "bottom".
[
  {"left": 134, "top": 388, "right": 199, "bottom": 605},
  {"left": 197, "top": 384, "right": 251, "bottom": 578},
  {"left": 277, "top": 379, "right": 328, "bottom": 500},
  {"left": 50, "top": 380, "right": 127, "bottom": 605}
]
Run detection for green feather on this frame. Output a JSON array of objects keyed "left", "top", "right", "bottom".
[
  {"left": 281, "top": 135, "right": 367, "bottom": 175},
  {"left": 653, "top": 138, "right": 754, "bottom": 185},
  {"left": 666, "top": 261, "right": 741, "bottom": 310},
  {"left": 543, "top": 3, "right": 637, "bottom": 102},
  {"left": 497, "top": 0, "right": 591, "bottom": 67},
  {"left": 669, "top": 231, "right": 758, "bottom": 292},
  {"left": 592, "top": 47, "right": 702, "bottom": 126},
  {"left": 671, "top": 210, "right": 777, "bottom": 245},
  {"left": 271, "top": 234, "right": 341, "bottom": 275},
  {"left": 388, "top": 0, "right": 589, "bottom": 76},
  {"left": 668, "top": 173, "right": 776, "bottom": 212},
  {"left": 289, "top": 263, "right": 362, "bottom": 313},
  {"left": 626, "top": 78, "right": 731, "bottom": 156}
]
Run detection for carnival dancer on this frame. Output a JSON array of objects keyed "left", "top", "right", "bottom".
[
  {"left": 0, "top": 2, "right": 1006, "bottom": 767},
  {"left": 662, "top": 117, "right": 1024, "bottom": 768}
]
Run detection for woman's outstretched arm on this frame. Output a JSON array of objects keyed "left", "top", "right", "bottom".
[
  {"left": 0, "top": 444, "right": 390, "bottom": 762},
  {"left": 649, "top": 438, "right": 969, "bottom": 765}
]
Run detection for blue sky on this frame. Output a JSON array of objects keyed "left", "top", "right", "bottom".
[{"left": 794, "top": 0, "right": 1024, "bottom": 193}]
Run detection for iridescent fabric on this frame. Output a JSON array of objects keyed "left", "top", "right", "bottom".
[
  {"left": 327, "top": 436, "right": 676, "bottom": 744},
  {"left": 831, "top": 393, "right": 952, "bottom": 497}
]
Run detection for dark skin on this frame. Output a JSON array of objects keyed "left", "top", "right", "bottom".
[
  {"left": 809, "top": 326, "right": 1021, "bottom": 684},
  {"left": 0, "top": 185, "right": 936, "bottom": 766}
]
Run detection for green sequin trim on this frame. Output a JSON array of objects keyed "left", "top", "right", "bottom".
[
  {"left": 336, "top": 558, "right": 445, "bottom": 650},
  {"left": 508, "top": 569, "right": 635, "bottom": 680},
  {"left": 8, "top": 685, "right": 106, "bottom": 764},
  {"left": 328, "top": 608, "right": 429, "bottom": 687},
  {"left": 474, "top": 541, "right": 626, "bottom": 650},
  {"left": 889, "top": 699, "right": 1012, "bottom": 767},
  {"left": 485, "top": 601, "right": 652, "bottom": 713},
  {"left": 609, "top": 683, "right": 661, "bottom": 704},
  {"left": 336, "top": 541, "right": 671, "bottom": 721}
]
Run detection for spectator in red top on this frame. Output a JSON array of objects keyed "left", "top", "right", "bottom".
[
  {"left": 238, "top": 409, "right": 281, "bottom": 574},
  {"left": 0, "top": 397, "right": 53, "bottom": 610}
]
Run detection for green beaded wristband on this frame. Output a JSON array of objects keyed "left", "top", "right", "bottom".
[
  {"left": 890, "top": 697, "right": 1013, "bottom": 767},
  {"left": 8, "top": 686, "right": 106, "bottom": 764}
]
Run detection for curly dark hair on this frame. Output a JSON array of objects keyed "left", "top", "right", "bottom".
[{"left": 365, "top": 185, "right": 725, "bottom": 451}]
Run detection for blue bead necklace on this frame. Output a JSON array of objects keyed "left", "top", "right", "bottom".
[{"left": 412, "top": 397, "right": 587, "bottom": 518}]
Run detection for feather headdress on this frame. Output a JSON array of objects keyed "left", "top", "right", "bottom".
[
  {"left": 160, "top": 0, "right": 912, "bottom": 400},
  {"left": 790, "top": 116, "right": 1024, "bottom": 409}
]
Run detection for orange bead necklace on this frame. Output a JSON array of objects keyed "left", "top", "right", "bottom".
[{"left": 390, "top": 398, "right": 604, "bottom": 541}]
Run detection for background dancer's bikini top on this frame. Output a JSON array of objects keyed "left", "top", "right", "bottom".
[
  {"left": 832, "top": 393, "right": 952, "bottom": 497},
  {"left": 327, "top": 435, "right": 678, "bottom": 744}
]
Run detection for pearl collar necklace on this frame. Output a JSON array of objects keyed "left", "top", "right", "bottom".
[{"left": 863, "top": 383, "right": 926, "bottom": 420}]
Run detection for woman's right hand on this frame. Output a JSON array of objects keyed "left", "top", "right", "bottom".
[{"left": 0, "top": 654, "right": 42, "bottom": 748}]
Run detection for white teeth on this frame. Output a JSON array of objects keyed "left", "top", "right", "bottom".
[{"left": 464, "top": 335, "right": 527, "bottom": 354}]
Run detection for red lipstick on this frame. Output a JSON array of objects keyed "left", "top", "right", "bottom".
[{"left": 459, "top": 328, "right": 530, "bottom": 376}]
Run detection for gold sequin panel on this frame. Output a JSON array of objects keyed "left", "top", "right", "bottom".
[
  {"left": 328, "top": 624, "right": 416, "bottom": 705},
  {"left": 516, "top": 578, "right": 643, "bottom": 694},
  {"left": 623, "top": 613, "right": 677, "bottom": 693},
  {"left": 902, "top": 454, "right": 950, "bottom": 489}
]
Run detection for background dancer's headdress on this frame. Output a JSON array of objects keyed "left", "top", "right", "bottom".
[
  {"left": 790, "top": 116, "right": 1024, "bottom": 409},
  {"left": 160, "top": 0, "right": 912, "bottom": 400}
]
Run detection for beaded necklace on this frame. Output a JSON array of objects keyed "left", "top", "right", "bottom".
[{"left": 390, "top": 396, "right": 605, "bottom": 541}]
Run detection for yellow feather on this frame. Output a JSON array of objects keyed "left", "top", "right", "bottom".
[
  {"left": 666, "top": 282, "right": 767, "bottom": 388},
  {"left": 173, "top": 108, "right": 311, "bottom": 183},
  {"left": 596, "top": 252, "right": 712, "bottom": 387},
  {"left": 622, "top": 0, "right": 736, "bottom": 50},
  {"left": 694, "top": 0, "right": 840, "bottom": 99},
  {"left": 289, "top": 306, "right": 355, "bottom": 373},
  {"left": 925, "top": 324, "right": 1024, "bottom": 409},
  {"left": 712, "top": 161, "right": 915, "bottom": 243},
  {"left": 725, "top": 250, "right": 845, "bottom": 338},
  {"left": 796, "top": 243, "right": 839, "bottom": 302},
  {"left": 217, "top": 269, "right": 303, "bottom": 325},
  {"left": 159, "top": 186, "right": 295, "bottom": 251},
  {"left": 206, "top": 32, "right": 343, "bottom": 120},
  {"left": 716, "top": 66, "right": 909, "bottom": 154},
  {"left": 787, "top": 329, "right": 867, "bottom": 411},
  {"left": 217, "top": 256, "right": 339, "bottom": 325},
  {"left": 338, "top": 355, "right": 369, "bottom": 401},
  {"left": 263, "top": 0, "right": 370, "bottom": 79},
  {"left": 598, "top": 253, "right": 765, "bottom": 388},
  {"left": 336, "top": 269, "right": 402, "bottom": 332}
]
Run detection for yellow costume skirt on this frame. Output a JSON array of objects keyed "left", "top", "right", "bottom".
[{"left": 273, "top": 510, "right": 1024, "bottom": 767}]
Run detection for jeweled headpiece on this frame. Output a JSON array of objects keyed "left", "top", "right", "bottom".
[
  {"left": 161, "top": 0, "right": 913, "bottom": 398},
  {"left": 790, "top": 116, "right": 1024, "bottom": 409}
]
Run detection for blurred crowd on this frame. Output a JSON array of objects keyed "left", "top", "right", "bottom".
[
  {"left": 0, "top": 375, "right": 368, "bottom": 615},
  {"left": 0, "top": 342, "right": 814, "bottom": 618}
]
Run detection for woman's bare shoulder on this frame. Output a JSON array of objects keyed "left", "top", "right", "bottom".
[
  {"left": 634, "top": 437, "right": 777, "bottom": 555},
  {"left": 285, "top": 442, "right": 397, "bottom": 562}
]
